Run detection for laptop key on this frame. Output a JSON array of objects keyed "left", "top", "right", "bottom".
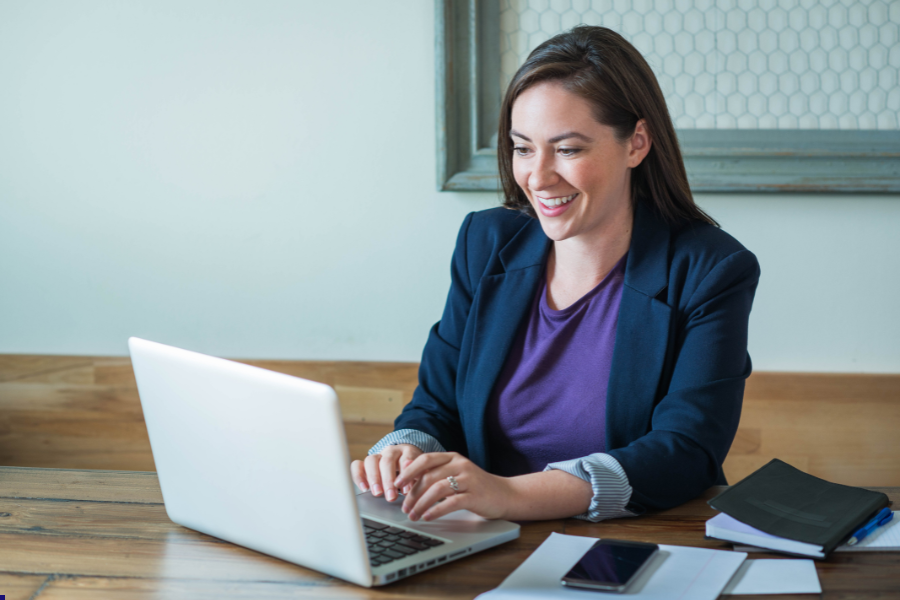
[
  {"left": 383, "top": 549, "right": 405, "bottom": 559},
  {"left": 398, "top": 539, "right": 428, "bottom": 551},
  {"left": 362, "top": 518, "right": 390, "bottom": 530},
  {"left": 423, "top": 539, "right": 445, "bottom": 547},
  {"left": 400, "top": 531, "right": 417, "bottom": 539},
  {"left": 369, "top": 530, "right": 387, "bottom": 538},
  {"left": 384, "top": 534, "right": 401, "bottom": 542},
  {"left": 393, "top": 545, "right": 418, "bottom": 556}
]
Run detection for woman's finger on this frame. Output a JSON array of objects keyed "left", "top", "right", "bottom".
[
  {"left": 400, "top": 462, "right": 449, "bottom": 512},
  {"left": 379, "top": 446, "right": 402, "bottom": 502},
  {"left": 394, "top": 452, "right": 454, "bottom": 489},
  {"left": 406, "top": 466, "right": 463, "bottom": 520},
  {"left": 350, "top": 460, "right": 367, "bottom": 492},
  {"left": 363, "top": 454, "right": 383, "bottom": 497},
  {"left": 422, "top": 490, "right": 466, "bottom": 521},
  {"left": 399, "top": 446, "right": 423, "bottom": 469},
  {"left": 399, "top": 456, "right": 417, "bottom": 495}
]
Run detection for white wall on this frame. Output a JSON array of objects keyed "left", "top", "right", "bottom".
[
  {"left": 700, "top": 195, "right": 900, "bottom": 373},
  {"left": 0, "top": 1, "right": 897, "bottom": 372}
]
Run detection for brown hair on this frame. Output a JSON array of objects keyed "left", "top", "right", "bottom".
[{"left": 498, "top": 26, "right": 717, "bottom": 227}]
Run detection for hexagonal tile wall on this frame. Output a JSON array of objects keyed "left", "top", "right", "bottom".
[{"left": 499, "top": 0, "right": 900, "bottom": 129}]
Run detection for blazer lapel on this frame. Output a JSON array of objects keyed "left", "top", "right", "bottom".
[
  {"left": 461, "top": 218, "right": 550, "bottom": 470},
  {"left": 606, "top": 203, "right": 673, "bottom": 450}
]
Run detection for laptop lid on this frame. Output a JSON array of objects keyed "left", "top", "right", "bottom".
[{"left": 129, "top": 337, "right": 373, "bottom": 586}]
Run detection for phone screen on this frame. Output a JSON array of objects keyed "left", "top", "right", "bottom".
[{"left": 562, "top": 540, "right": 658, "bottom": 590}]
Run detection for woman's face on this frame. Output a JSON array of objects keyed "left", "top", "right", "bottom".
[{"left": 510, "top": 81, "right": 650, "bottom": 243}]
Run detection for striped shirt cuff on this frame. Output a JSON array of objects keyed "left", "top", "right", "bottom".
[
  {"left": 544, "top": 453, "right": 636, "bottom": 522},
  {"left": 368, "top": 429, "right": 446, "bottom": 456}
]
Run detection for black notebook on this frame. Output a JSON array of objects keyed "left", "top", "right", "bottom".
[{"left": 708, "top": 459, "right": 890, "bottom": 557}]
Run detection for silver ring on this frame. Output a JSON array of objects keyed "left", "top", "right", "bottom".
[{"left": 447, "top": 475, "right": 460, "bottom": 493}]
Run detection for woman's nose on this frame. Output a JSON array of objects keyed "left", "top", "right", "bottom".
[{"left": 528, "top": 153, "right": 559, "bottom": 191}]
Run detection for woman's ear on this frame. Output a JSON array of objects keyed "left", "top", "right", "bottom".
[{"left": 627, "top": 119, "right": 652, "bottom": 168}]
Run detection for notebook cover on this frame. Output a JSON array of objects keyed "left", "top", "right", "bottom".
[{"left": 708, "top": 459, "right": 890, "bottom": 556}]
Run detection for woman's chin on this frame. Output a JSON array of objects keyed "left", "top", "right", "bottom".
[{"left": 536, "top": 218, "right": 576, "bottom": 242}]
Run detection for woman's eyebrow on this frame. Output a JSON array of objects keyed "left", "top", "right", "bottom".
[
  {"left": 509, "top": 130, "right": 594, "bottom": 143},
  {"left": 548, "top": 131, "right": 594, "bottom": 143}
]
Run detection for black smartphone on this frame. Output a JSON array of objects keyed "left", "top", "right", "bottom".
[{"left": 560, "top": 539, "right": 660, "bottom": 593}]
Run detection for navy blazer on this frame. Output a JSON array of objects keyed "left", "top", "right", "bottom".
[{"left": 395, "top": 202, "right": 760, "bottom": 513}]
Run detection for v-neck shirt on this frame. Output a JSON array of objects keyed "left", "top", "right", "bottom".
[{"left": 484, "top": 254, "right": 627, "bottom": 477}]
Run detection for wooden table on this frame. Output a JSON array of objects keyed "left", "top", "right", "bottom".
[{"left": 0, "top": 467, "right": 896, "bottom": 599}]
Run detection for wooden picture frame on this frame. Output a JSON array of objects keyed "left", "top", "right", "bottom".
[{"left": 435, "top": 0, "right": 900, "bottom": 193}]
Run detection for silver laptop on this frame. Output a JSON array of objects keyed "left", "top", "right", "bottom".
[{"left": 129, "top": 337, "right": 519, "bottom": 587}]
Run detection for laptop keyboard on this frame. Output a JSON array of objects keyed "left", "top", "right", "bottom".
[{"left": 363, "top": 518, "right": 446, "bottom": 567}]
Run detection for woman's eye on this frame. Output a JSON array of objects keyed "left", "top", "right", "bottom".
[
  {"left": 559, "top": 147, "right": 581, "bottom": 157},
  {"left": 513, "top": 146, "right": 530, "bottom": 156}
]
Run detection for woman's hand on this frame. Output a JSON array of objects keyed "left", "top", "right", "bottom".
[
  {"left": 393, "top": 452, "right": 513, "bottom": 522},
  {"left": 350, "top": 444, "right": 422, "bottom": 502}
]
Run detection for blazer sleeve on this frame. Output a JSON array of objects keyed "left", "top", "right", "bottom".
[
  {"left": 607, "top": 248, "right": 760, "bottom": 512},
  {"left": 391, "top": 213, "right": 476, "bottom": 454}
]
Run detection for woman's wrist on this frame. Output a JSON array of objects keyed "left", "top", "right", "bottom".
[{"left": 502, "top": 469, "right": 593, "bottom": 521}]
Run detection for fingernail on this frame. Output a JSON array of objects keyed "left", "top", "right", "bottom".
[
  {"left": 386, "top": 490, "right": 396, "bottom": 502},
  {"left": 408, "top": 511, "right": 418, "bottom": 521},
  {"left": 359, "top": 482, "right": 369, "bottom": 492},
  {"left": 401, "top": 503, "right": 409, "bottom": 514},
  {"left": 372, "top": 483, "right": 382, "bottom": 496}
]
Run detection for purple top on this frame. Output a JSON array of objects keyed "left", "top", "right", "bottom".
[{"left": 485, "top": 255, "right": 627, "bottom": 477}]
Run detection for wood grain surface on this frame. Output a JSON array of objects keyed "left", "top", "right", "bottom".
[
  {"left": 0, "top": 467, "right": 896, "bottom": 599},
  {"left": 1, "top": 354, "right": 899, "bottom": 487}
]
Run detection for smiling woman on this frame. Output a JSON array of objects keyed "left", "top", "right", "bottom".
[{"left": 351, "top": 26, "right": 760, "bottom": 524}]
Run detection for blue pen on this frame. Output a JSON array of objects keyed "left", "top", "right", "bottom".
[{"left": 847, "top": 507, "right": 893, "bottom": 546}]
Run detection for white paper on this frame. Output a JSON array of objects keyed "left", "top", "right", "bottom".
[
  {"left": 843, "top": 511, "right": 900, "bottom": 550},
  {"left": 721, "top": 559, "right": 821, "bottom": 595},
  {"left": 476, "top": 533, "right": 746, "bottom": 600},
  {"left": 733, "top": 510, "right": 900, "bottom": 553}
]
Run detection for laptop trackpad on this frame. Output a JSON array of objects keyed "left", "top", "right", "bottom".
[{"left": 356, "top": 490, "right": 491, "bottom": 534}]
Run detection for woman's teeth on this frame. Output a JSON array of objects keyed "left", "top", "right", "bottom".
[{"left": 538, "top": 193, "right": 577, "bottom": 207}]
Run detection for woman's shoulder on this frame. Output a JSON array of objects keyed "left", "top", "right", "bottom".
[
  {"left": 458, "top": 206, "right": 538, "bottom": 259},
  {"left": 666, "top": 220, "right": 760, "bottom": 306},
  {"left": 450, "top": 207, "right": 544, "bottom": 286},
  {"left": 670, "top": 220, "right": 752, "bottom": 262},
  {"left": 466, "top": 206, "right": 535, "bottom": 242}
]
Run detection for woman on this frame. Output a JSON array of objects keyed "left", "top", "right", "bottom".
[{"left": 351, "top": 26, "right": 759, "bottom": 523}]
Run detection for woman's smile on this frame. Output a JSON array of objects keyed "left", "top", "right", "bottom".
[{"left": 536, "top": 192, "right": 578, "bottom": 216}]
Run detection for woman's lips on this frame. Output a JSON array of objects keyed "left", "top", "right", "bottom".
[{"left": 536, "top": 193, "right": 577, "bottom": 217}]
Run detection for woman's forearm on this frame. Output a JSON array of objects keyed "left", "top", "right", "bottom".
[{"left": 501, "top": 469, "right": 594, "bottom": 521}]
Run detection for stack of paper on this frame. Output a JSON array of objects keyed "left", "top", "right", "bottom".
[
  {"left": 707, "top": 512, "right": 827, "bottom": 558},
  {"left": 476, "top": 533, "right": 823, "bottom": 599},
  {"left": 476, "top": 533, "right": 746, "bottom": 600},
  {"left": 711, "top": 511, "right": 900, "bottom": 556}
]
